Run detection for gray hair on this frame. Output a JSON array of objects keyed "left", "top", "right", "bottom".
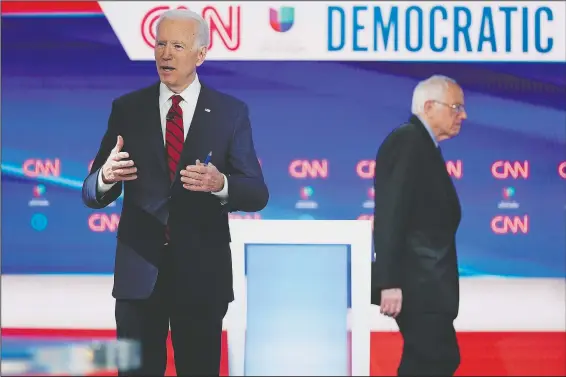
[
  {"left": 156, "top": 9, "right": 210, "bottom": 48},
  {"left": 411, "top": 75, "right": 458, "bottom": 114}
]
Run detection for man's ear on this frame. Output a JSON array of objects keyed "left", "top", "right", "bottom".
[
  {"left": 423, "top": 100, "right": 435, "bottom": 114},
  {"left": 196, "top": 46, "right": 208, "bottom": 67}
]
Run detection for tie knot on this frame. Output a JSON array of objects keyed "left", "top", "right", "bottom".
[{"left": 171, "top": 95, "right": 183, "bottom": 106}]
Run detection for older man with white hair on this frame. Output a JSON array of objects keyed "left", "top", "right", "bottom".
[
  {"left": 82, "top": 8, "right": 268, "bottom": 376},
  {"left": 371, "top": 75, "right": 467, "bottom": 376}
]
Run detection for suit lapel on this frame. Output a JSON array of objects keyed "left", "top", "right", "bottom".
[{"left": 170, "top": 84, "right": 212, "bottom": 190}]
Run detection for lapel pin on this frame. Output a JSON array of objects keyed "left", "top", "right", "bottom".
[{"left": 205, "top": 108, "right": 211, "bottom": 112}]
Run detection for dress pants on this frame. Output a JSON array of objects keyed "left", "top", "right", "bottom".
[
  {"left": 115, "top": 246, "right": 228, "bottom": 376},
  {"left": 395, "top": 311, "right": 460, "bottom": 376}
]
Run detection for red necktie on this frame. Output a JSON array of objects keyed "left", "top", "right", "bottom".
[
  {"left": 166, "top": 95, "right": 184, "bottom": 181},
  {"left": 165, "top": 95, "right": 184, "bottom": 242}
]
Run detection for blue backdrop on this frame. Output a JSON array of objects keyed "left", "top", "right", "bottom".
[{"left": 1, "top": 15, "right": 565, "bottom": 277}]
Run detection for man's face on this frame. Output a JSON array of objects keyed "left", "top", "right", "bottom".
[
  {"left": 426, "top": 84, "right": 467, "bottom": 140},
  {"left": 154, "top": 18, "right": 207, "bottom": 93}
]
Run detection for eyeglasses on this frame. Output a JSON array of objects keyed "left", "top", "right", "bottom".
[{"left": 433, "top": 100, "right": 466, "bottom": 114}]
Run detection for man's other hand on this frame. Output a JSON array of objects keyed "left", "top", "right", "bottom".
[
  {"left": 380, "top": 288, "right": 402, "bottom": 318},
  {"left": 180, "top": 160, "right": 224, "bottom": 192},
  {"left": 101, "top": 135, "right": 138, "bottom": 183}
]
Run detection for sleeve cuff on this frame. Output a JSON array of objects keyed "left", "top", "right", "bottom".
[
  {"left": 97, "top": 169, "right": 116, "bottom": 193},
  {"left": 211, "top": 174, "right": 229, "bottom": 204}
]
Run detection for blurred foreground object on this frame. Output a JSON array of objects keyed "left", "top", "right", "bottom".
[{"left": 1, "top": 339, "right": 140, "bottom": 376}]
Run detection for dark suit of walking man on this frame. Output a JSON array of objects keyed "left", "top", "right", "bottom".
[
  {"left": 82, "top": 9, "right": 268, "bottom": 376},
  {"left": 371, "top": 75, "right": 467, "bottom": 376}
]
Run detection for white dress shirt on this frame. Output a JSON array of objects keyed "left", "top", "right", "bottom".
[
  {"left": 97, "top": 74, "right": 229, "bottom": 202},
  {"left": 416, "top": 114, "right": 438, "bottom": 147}
]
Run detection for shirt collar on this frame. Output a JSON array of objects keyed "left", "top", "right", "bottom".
[
  {"left": 416, "top": 114, "right": 438, "bottom": 147},
  {"left": 159, "top": 74, "right": 201, "bottom": 108}
]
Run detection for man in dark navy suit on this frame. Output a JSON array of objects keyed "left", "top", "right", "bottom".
[
  {"left": 371, "top": 75, "right": 467, "bottom": 376},
  {"left": 82, "top": 9, "right": 268, "bottom": 376}
]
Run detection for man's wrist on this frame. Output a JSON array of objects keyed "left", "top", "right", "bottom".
[
  {"left": 212, "top": 173, "right": 225, "bottom": 193},
  {"left": 101, "top": 168, "right": 111, "bottom": 184}
]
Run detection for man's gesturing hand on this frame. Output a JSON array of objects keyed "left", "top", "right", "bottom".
[
  {"left": 101, "top": 136, "right": 137, "bottom": 184},
  {"left": 180, "top": 160, "right": 224, "bottom": 192},
  {"left": 380, "top": 288, "right": 402, "bottom": 318}
]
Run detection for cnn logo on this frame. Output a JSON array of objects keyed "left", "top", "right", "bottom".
[
  {"left": 492, "top": 161, "right": 529, "bottom": 179},
  {"left": 289, "top": 159, "right": 328, "bottom": 179},
  {"left": 89, "top": 213, "right": 120, "bottom": 232},
  {"left": 356, "top": 160, "right": 462, "bottom": 179},
  {"left": 23, "top": 158, "right": 61, "bottom": 177},
  {"left": 491, "top": 215, "right": 529, "bottom": 234},
  {"left": 141, "top": 5, "right": 241, "bottom": 51}
]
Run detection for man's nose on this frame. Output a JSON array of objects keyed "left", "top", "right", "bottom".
[{"left": 161, "top": 44, "right": 173, "bottom": 59}]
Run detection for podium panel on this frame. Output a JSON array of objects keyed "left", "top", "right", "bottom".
[
  {"left": 244, "top": 244, "right": 350, "bottom": 375},
  {"left": 226, "top": 220, "right": 372, "bottom": 376}
]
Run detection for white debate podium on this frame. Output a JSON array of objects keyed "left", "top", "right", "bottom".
[{"left": 226, "top": 219, "right": 372, "bottom": 376}]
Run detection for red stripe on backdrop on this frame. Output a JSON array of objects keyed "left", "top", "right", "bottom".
[
  {"left": 2, "top": 328, "right": 229, "bottom": 376},
  {"left": 371, "top": 331, "right": 566, "bottom": 376},
  {"left": 1, "top": 1, "right": 102, "bottom": 14}
]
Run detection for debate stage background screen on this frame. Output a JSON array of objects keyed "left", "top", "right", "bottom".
[{"left": 1, "top": 15, "right": 565, "bottom": 277}]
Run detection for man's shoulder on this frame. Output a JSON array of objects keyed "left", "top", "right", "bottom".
[
  {"left": 204, "top": 85, "right": 247, "bottom": 111},
  {"left": 375, "top": 118, "right": 425, "bottom": 161},
  {"left": 113, "top": 82, "right": 159, "bottom": 107},
  {"left": 383, "top": 119, "right": 423, "bottom": 146}
]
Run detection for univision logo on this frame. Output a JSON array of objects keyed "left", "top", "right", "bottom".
[
  {"left": 296, "top": 186, "right": 318, "bottom": 209},
  {"left": 498, "top": 186, "right": 519, "bottom": 209}
]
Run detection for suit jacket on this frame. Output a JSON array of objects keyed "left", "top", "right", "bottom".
[
  {"left": 370, "top": 115, "right": 461, "bottom": 317},
  {"left": 82, "top": 81, "right": 269, "bottom": 306}
]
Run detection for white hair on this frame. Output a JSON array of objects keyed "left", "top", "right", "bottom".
[
  {"left": 411, "top": 75, "right": 458, "bottom": 115},
  {"left": 156, "top": 9, "right": 210, "bottom": 48}
]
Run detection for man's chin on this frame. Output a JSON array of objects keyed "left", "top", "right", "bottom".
[
  {"left": 159, "top": 77, "right": 179, "bottom": 90},
  {"left": 159, "top": 74, "right": 174, "bottom": 84},
  {"left": 158, "top": 75, "right": 192, "bottom": 93}
]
